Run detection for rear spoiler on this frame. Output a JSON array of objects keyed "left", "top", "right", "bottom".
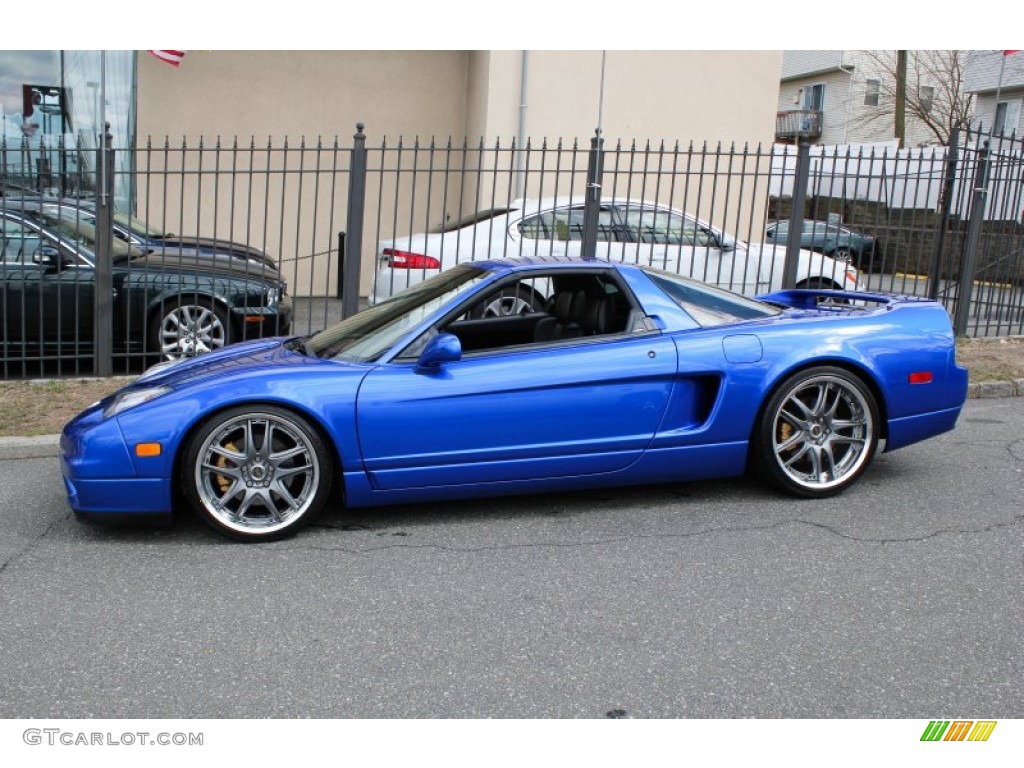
[{"left": 756, "top": 288, "right": 935, "bottom": 311}]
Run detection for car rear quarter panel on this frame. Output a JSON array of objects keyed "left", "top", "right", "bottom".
[{"left": 715, "top": 304, "right": 964, "bottom": 445}]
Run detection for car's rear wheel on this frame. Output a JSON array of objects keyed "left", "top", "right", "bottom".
[
  {"left": 754, "top": 367, "right": 879, "bottom": 498},
  {"left": 796, "top": 277, "right": 842, "bottom": 291},
  {"left": 183, "top": 405, "right": 332, "bottom": 541},
  {"left": 796, "top": 277, "right": 848, "bottom": 307},
  {"left": 152, "top": 298, "right": 230, "bottom": 360}
]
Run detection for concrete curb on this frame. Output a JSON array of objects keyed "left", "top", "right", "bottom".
[
  {"left": 967, "top": 378, "right": 1024, "bottom": 400},
  {"left": 2, "top": 379, "right": 1020, "bottom": 462},
  {"left": 0, "top": 434, "right": 61, "bottom": 460}
]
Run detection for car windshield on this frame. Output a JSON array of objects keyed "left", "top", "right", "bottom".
[
  {"left": 640, "top": 266, "right": 780, "bottom": 326},
  {"left": 112, "top": 211, "right": 167, "bottom": 238},
  {"left": 302, "top": 264, "right": 493, "bottom": 362},
  {"left": 28, "top": 207, "right": 145, "bottom": 260}
]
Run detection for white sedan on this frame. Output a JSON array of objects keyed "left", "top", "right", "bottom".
[{"left": 373, "top": 197, "right": 861, "bottom": 313}]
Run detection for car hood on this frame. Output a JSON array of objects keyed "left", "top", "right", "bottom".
[
  {"left": 119, "top": 249, "right": 284, "bottom": 284},
  {"left": 742, "top": 241, "right": 860, "bottom": 286},
  {"left": 135, "top": 337, "right": 371, "bottom": 390},
  {"left": 151, "top": 236, "right": 277, "bottom": 267}
]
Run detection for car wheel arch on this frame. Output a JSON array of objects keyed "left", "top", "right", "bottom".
[
  {"left": 795, "top": 277, "right": 843, "bottom": 291},
  {"left": 751, "top": 359, "right": 889, "bottom": 447},
  {"left": 170, "top": 398, "right": 346, "bottom": 514},
  {"left": 145, "top": 291, "right": 239, "bottom": 343}
]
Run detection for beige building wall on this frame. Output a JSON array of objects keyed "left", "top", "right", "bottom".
[
  {"left": 136, "top": 50, "right": 783, "bottom": 297},
  {"left": 137, "top": 50, "right": 471, "bottom": 142},
  {"left": 483, "top": 51, "right": 781, "bottom": 146}
]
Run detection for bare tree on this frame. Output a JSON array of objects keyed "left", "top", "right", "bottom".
[{"left": 851, "top": 50, "right": 974, "bottom": 145}]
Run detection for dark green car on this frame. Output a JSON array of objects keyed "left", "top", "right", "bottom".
[
  {"left": 765, "top": 220, "right": 879, "bottom": 267},
  {"left": 1, "top": 202, "right": 291, "bottom": 363}
]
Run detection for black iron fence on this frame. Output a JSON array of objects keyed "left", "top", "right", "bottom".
[{"left": 1, "top": 124, "right": 1023, "bottom": 380}]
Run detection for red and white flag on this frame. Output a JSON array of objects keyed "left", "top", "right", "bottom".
[{"left": 148, "top": 50, "right": 186, "bottom": 67}]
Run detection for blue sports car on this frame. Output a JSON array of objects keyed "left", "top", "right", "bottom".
[{"left": 60, "top": 258, "right": 968, "bottom": 542}]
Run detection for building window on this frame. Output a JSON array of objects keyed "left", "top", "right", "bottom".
[
  {"left": 0, "top": 50, "right": 135, "bottom": 208},
  {"left": 864, "top": 78, "right": 881, "bottom": 107},
  {"left": 994, "top": 100, "right": 1021, "bottom": 137},
  {"left": 919, "top": 86, "right": 935, "bottom": 115},
  {"left": 802, "top": 83, "right": 825, "bottom": 112}
]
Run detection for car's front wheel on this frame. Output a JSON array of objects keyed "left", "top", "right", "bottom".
[
  {"left": 152, "top": 298, "right": 230, "bottom": 360},
  {"left": 182, "top": 405, "right": 333, "bottom": 541},
  {"left": 753, "top": 367, "right": 879, "bottom": 498}
]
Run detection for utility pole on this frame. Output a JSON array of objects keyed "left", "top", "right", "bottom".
[{"left": 895, "top": 50, "right": 907, "bottom": 148}]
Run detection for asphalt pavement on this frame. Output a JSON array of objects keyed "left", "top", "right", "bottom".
[{"left": 0, "top": 397, "right": 1020, "bottom": 718}]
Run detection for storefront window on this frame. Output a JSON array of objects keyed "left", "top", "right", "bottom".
[{"left": 0, "top": 50, "right": 135, "bottom": 209}]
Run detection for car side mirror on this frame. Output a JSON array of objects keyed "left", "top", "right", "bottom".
[
  {"left": 33, "top": 245, "right": 65, "bottom": 271},
  {"left": 416, "top": 333, "right": 461, "bottom": 372}
]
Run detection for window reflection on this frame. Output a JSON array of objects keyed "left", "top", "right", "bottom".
[{"left": 0, "top": 50, "right": 135, "bottom": 208}]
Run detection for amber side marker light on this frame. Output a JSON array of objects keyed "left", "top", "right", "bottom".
[
  {"left": 909, "top": 372, "right": 934, "bottom": 384},
  {"left": 135, "top": 443, "right": 162, "bottom": 457}
]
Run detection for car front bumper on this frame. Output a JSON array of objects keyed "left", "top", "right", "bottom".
[
  {"left": 232, "top": 295, "right": 293, "bottom": 339},
  {"left": 60, "top": 402, "right": 173, "bottom": 517}
]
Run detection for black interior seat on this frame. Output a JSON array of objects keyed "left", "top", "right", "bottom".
[
  {"left": 534, "top": 290, "right": 586, "bottom": 342},
  {"left": 583, "top": 295, "right": 617, "bottom": 335}
]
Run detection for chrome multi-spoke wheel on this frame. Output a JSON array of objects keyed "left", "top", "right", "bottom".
[
  {"left": 756, "top": 367, "right": 878, "bottom": 498},
  {"left": 483, "top": 294, "right": 533, "bottom": 317},
  {"left": 471, "top": 286, "right": 537, "bottom": 318},
  {"left": 154, "top": 301, "right": 229, "bottom": 360},
  {"left": 184, "top": 406, "right": 331, "bottom": 540}
]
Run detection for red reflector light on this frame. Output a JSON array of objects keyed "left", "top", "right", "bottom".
[
  {"left": 383, "top": 249, "right": 441, "bottom": 269},
  {"left": 909, "top": 372, "right": 933, "bottom": 384}
]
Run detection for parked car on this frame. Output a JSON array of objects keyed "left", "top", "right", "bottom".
[
  {"left": 373, "top": 197, "right": 862, "bottom": 312},
  {"left": 765, "top": 219, "right": 879, "bottom": 267},
  {"left": 62, "top": 257, "right": 967, "bottom": 542},
  {"left": 3, "top": 196, "right": 279, "bottom": 272},
  {"left": 1, "top": 202, "right": 291, "bottom": 361}
]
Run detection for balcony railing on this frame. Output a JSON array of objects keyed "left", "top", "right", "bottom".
[{"left": 776, "top": 110, "right": 823, "bottom": 141}]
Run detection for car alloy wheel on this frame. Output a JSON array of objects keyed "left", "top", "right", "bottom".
[
  {"left": 184, "top": 406, "right": 332, "bottom": 541},
  {"left": 755, "top": 367, "right": 878, "bottom": 498},
  {"left": 155, "top": 300, "right": 229, "bottom": 360},
  {"left": 471, "top": 285, "right": 538, "bottom": 318}
]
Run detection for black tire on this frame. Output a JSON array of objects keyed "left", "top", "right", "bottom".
[
  {"left": 753, "top": 366, "right": 879, "bottom": 499},
  {"left": 182, "top": 405, "right": 333, "bottom": 541},
  {"left": 796, "top": 277, "right": 848, "bottom": 306},
  {"left": 150, "top": 297, "right": 231, "bottom": 361},
  {"left": 796, "top": 277, "right": 841, "bottom": 291},
  {"left": 469, "top": 285, "right": 539, "bottom": 318}
]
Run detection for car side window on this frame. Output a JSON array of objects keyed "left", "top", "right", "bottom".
[
  {"left": 518, "top": 207, "right": 621, "bottom": 243},
  {"left": 619, "top": 207, "right": 713, "bottom": 247},
  {"left": 1, "top": 219, "right": 44, "bottom": 264},
  {"left": 404, "top": 271, "right": 636, "bottom": 360}
]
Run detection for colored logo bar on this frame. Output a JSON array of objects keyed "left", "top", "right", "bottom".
[{"left": 921, "top": 720, "right": 997, "bottom": 742}]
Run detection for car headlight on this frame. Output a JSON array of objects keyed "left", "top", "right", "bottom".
[
  {"left": 267, "top": 286, "right": 281, "bottom": 307},
  {"left": 103, "top": 386, "right": 172, "bottom": 419}
]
